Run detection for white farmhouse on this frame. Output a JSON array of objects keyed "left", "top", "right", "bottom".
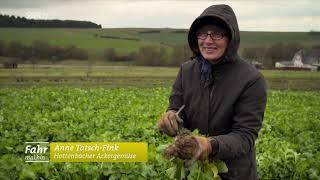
[{"left": 275, "top": 49, "right": 320, "bottom": 71}]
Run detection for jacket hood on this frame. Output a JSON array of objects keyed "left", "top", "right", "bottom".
[{"left": 188, "top": 4, "right": 240, "bottom": 62}]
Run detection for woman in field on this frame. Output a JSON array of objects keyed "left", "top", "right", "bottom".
[{"left": 158, "top": 4, "right": 267, "bottom": 179}]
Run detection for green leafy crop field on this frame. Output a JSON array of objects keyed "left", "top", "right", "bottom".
[{"left": 0, "top": 87, "right": 319, "bottom": 179}]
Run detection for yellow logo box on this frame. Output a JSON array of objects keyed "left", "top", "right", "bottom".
[{"left": 50, "top": 142, "right": 148, "bottom": 162}]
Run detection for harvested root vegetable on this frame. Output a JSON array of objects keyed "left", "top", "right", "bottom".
[{"left": 164, "top": 134, "right": 200, "bottom": 160}]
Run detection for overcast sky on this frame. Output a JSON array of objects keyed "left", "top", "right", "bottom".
[{"left": 0, "top": 0, "right": 319, "bottom": 32}]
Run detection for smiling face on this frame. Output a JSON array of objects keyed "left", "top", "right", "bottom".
[{"left": 197, "top": 24, "right": 229, "bottom": 61}]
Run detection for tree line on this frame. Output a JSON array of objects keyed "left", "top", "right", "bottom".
[
  {"left": 2, "top": 39, "right": 319, "bottom": 68},
  {"left": 0, "top": 14, "right": 101, "bottom": 28},
  {"left": 0, "top": 40, "right": 190, "bottom": 67},
  {"left": 0, "top": 40, "right": 88, "bottom": 63},
  {"left": 103, "top": 44, "right": 192, "bottom": 67}
]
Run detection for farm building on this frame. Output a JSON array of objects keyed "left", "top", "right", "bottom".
[
  {"left": 250, "top": 61, "right": 264, "bottom": 69},
  {"left": 275, "top": 49, "right": 320, "bottom": 71}
]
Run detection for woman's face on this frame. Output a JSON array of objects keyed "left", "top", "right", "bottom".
[{"left": 197, "top": 25, "right": 229, "bottom": 61}]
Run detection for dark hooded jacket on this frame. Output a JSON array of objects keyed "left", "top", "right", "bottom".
[{"left": 168, "top": 4, "right": 267, "bottom": 180}]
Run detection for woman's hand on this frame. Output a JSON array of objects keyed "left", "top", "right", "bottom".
[
  {"left": 157, "top": 111, "right": 179, "bottom": 136},
  {"left": 165, "top": 134, "right": 212, "bottom": 160}
]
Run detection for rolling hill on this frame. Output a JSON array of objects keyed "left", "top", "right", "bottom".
[{"left": 0, "top": 28, "right": 319, "bottom": 58}]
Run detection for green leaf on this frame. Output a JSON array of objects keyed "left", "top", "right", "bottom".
[
  {"left": 165, "top": 166, "right": 176, "bottom": 179},
  {"left": 175, "top": 160, "right": 186, "bottom": 180},
  {"left": 187, "top": 161, "right": 200, "bottom": 180},
  {"left": 191, "top": 129, "right": 200, "bottom": 136},
  {"left": 208, "top": 163, "right": 218, "bottom": 178},
  {"left": 215, "top": 160, "right": 228, "bottom": 173}
]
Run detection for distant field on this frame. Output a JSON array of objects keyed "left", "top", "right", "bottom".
[
  {"left": 1, "top": 28, "right": 319, "bottom": 57},
  {"left": 239, "top": 31, "right": 320, "bottom": 47},
  {"left": 1, "top": 65, "right": 319, "bottom": 90},
  {"left": 0, "top": 28, "right": 160, "bottom": 55}
]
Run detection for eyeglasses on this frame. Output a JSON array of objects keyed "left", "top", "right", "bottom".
[{"left": 196, "top": 32, "right": 226, "bottom": 40}]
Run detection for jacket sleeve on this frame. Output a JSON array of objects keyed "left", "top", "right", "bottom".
[
  {"left": 210, "top": 76, "right": 267, "bottom": 159},
  {"left": 167, "top": 67, "right": 184, "bottom": 112}
]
